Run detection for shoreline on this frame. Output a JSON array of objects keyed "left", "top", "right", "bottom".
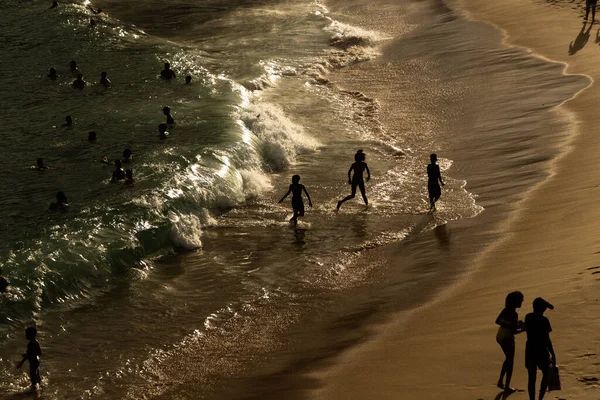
[{"left": 307, "top": 0, "right": 600, "bottom": 398}]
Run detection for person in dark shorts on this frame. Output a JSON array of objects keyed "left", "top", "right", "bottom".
[
  {"left": 524, "top": 297, "right": 556, "bottom": 400},
  {"left": 495, "top": 291, "right": 524, "bottom": 393},
  {"left": 427, "top": 153, "right": 445, "bottom": 211},
  {"left": 279, "top": 175, "right": 312, "bottom": 223},
  {"left": 586, "top": 0, "right": 597, "bottom": 21},
  {"left": 337, "top": 149, "right": 370, "bottom": 210},
  {"left": 16, "top": 327, "right": 42, "bottom": 391}
]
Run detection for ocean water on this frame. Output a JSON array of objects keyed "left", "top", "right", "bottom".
[{"left": 0, "top": 0, "right": 586, "bottom": 398}]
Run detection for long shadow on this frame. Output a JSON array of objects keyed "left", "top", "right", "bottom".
[{"left": 569, "top": 22, "right": 593, "bottom": 55}]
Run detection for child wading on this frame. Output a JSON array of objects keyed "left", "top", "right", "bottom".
[
  {"left": 16, "top": 327, "right": 42, "bottom": 391},
  {"left": 427, "top": 153, "right": 445, "bottom": 211},
  {"left": 278, "top": 175, "right": 312, "bottom": 223}
]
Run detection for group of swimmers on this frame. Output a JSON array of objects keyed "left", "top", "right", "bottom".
[
  {"left": 278, "top": 150, "right": 446, "bottom": 223},
  {"left": 496, "top": 292, "right": 557, "bottom": 400}
]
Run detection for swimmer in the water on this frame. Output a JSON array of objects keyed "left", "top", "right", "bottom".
[
  {"left": 0, "top": 267, "right": 8, "bottom": 293},
  {"left": 48, "top": 67, "right": 57, "bottom": 80},
  {"left": 49, "top": 191, "right": 69, "bottom": 210},
  {"left": 100, "top": 156, "right": 112, "bottom": 165},
  {"left": 160, "top": 62, "right": 176, "bottom": 80},
  {"left": 89, "top": 6, "right": 103, "bottom": 14},
  {"left": 337, "top": 149, "right": 370, "bottom": 210},
  {"left": 62, "top": 116, "right": 73, "bottom": 127},
  {"left": 185, "top": 75, "right": 192, "bottom": 84},
  {"left": 158, "top": 123, "right": 169, "bottom": 140},
  {"left": 122, "top": 148, "right": 132, "bottom": 163},
  {"left": 162, "top": 106, "right": 175, "bottom": 126},
  {"left": 278, "top": 174, "right": 312, "bottom": 223},
  {"left": 99, "top": 71, "right": 110, "bottom": 87},
  {"left": 124, "top": 169, "right": 134, "bottom": 185},
  {"left": 69, "top": 60, "right": 81, "bottom": 76},
  {"left": 90, "top": 18, "right": 96, "bottom": 28},
  {"left": 111, "top": 159, "right": 125, "bottom": 182},
  {"left": 72, "top": 74, "right": 87, "bottom": 89},
  {"left": 36, "top": 158, "right": 48, "bottom": 170},
  {"left": 49, "top": 1, "right": 58, "bottom": 9},
  {"left": 88, "top": 131, "right": 97, "bottom": 142}
]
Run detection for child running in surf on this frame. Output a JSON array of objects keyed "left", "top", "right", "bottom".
[
  {"left": 337, "top": 149, "right": 370, "bottom": 210},
  {"left": 278, "top": 175, "right": 312, "bottom": 223}
]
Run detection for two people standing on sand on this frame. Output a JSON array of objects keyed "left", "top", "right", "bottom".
[{"left": 495, "top": 293, "right": 556, "bottom": 400}]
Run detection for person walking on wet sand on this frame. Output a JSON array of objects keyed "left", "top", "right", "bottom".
[
  {"left": 427, "top": 153, "right": 445, "bottom": 211},
  {"left": 524, "top": 298, "right": 556, "bottom": 400},
  {"left": 279, "top": 174, "right": 312, "bottom": 223},
  {"left": 586, "top": 0, "right": 597, "bottom": 21},
  {"left": 495, "top": 291, "right": 524, "bottom": 394},
  {"left": 337, "top": 149, "right": 370, "bottom": 210}
]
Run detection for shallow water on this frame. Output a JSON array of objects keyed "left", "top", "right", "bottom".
[{"left": 0, "top": 0, "right": 587, "bottom": 398}]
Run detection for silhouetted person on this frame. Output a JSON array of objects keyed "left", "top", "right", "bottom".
[
  {"left": 111, "top": 159, "right": 125, "bottom": 182},
  {"left": 124, "top": 169, "right": 134, "bottom": 185},
  {"left": 158, "top": 123, "right": 169, "bottom": 140},
  {"left": 160, "top": 62, "right": 176, "bottom": 80},
  {"left": 49, "top": 1, "right": 58, "bottom": 9},
  {"left": 162, "top": 106, "right": 175, "bottom": 126},
  {"left": 525, "top": 298, "right": 556, "bottom": 400},
  {"left": 569, "top": 23, "right": 592, "bottom": 55},
  {"left": 62, "top": 115, "right": 73, "bottom": 127},
  {"left": 0, "top": 267, "right": 8, "bottom": 293},
  {"left": 88, "top": 131, "right": 97, "bottom": 142},
  {"left": 185, "top": 75, "right": 192, "bottom": 84},
  {"left": 279, "top": 175, "right": 312, "bottom": 223},
  {"left": 90, "top": 18, "right": 96, "bottom": 27},
  {"left": 47, "top": 67, "right": 57, "bottom": 80},
  {"left": 427, "top": 153, "right": 445, "bottom": 211},
  {"left": 99, "top": 71, "right": 110, "bottom": 87},
  {"left": 122, "top": 148, "right": 132, "bottom": 163},
  {"left": 89, "top": 6, "right": 102, "bottom": 14},
  {"left": 586, "top": 0, "right": 597, "bottom": 21},
  {"left": 72, "top": 74, "right": 87, "bottom": 89},
  {"left": 337, "top": 149, "right": 370, "bottom": 210},
  {"left": 36, "top": 158, "right": 48, "bottom": 170},
  {"left": 49, "top": 191, "right": 69, "bottom": 210},
  {"left": 69, "top": 60, "right": 81, "bottom": 76},
  {"left": 495, "top": 291, "right": 524, "bottom": 394},
  {"left": 16, "top": 327, "right": 42, "bottom": 391}
]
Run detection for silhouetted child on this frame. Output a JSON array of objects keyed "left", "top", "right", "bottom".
[
  {"left": 122, "top": 148, "right": 132, "bottom": 163},
  {"left": 278, "top": 175, "right": 312, "bottom": 223},
  {"left": 36, "top": 158, "right": 48, "bottom": 170},
  {"left": 72, "top": 74, "right": 87, "bottom": 89},
  {"left": 158, "top": 123, "right": 169, "bottom": 140},
  {"left": 49, "top": 191, "right": 68, "bottom": 210},
  {"left": 185, "top": 75, "right": 192, "bottom": 84},
  {"left": 111, "top": 159, "right": 125, "bottom": 182},
  {"left": 47, "top": 67, "right": 57, "bottom": 80},
  {"left": 160, "top": 62, "right": 176, "bottom": 80},
  {"left": 62, "top": 115, "right": 73, "bottom": 127},
  {"left": 99, "top": 71, "right": 110, "bottom": 87},
  {"left": 88, "top": 131, "right": 97, "bottom": 142},
  {"left": 0, "top": 266, "right": 8, "bottom": 293},
  {"left": 525, "top": 298, "right": 556, "bottom": 400},
  {"left": 495, "top": 291, "right": 524, "bottom": 394},
  {"left": 586, "top": 0, "right": 597, "bottom": 21},
  {"left": 337, "top": 149, "right": 370, "bottom": 210},
  {"left": 16, "top": 327, "right": 42, "bottom": 391},
  {"left": 162, "top": 106, "right": 175, "bottom": 126},
  {"left": 427, "top": 153, "right": 445, "bottom": 211},
  {"left": 49, "top": 1, "right": 58, "bottom": 9},
  {"left": 69, "top": 60, "right": 80, "bottom": 76}
]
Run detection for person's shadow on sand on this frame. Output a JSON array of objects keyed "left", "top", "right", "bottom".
[
  {"left": 569, "top": 22, "right": 593, "bottom": 55},
  {"left": 491, "top": 388, "right": 524, "bottom": 400}
]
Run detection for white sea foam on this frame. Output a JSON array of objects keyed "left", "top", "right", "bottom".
[{"left": 168, "top": 211, "right": 203, "bottom": 249}]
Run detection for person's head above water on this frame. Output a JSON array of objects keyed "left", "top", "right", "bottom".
[
  {"left": 48, "top": 67, "right": 57, "bottom": 76},
  {"left": 88, "top": 131, "right": 96, "bottom": 141},
  {"left": 185, "top": 75, "right": 192, "bottom": 84},
  {"left": 37, "top": 158, "right": 45, "bottom": 168},
  {"left": 101, "top": 71, "right": 107, "bottom": 79},
  {"left": 505, "top": 291, "right": 524, "bottom": 308},
  {"left": 533, "top": 297, "right": 554, "bottom": 313},
  {"left": 164, "top": 62, "right": 170, "bottom": 70},
  {"left": 70, "top": 60, "right": 77, "bottom": 71},
  {"left": 292, "top": 175, "right": 300, "bottom": 184},
  {"left": 430, "top": 153, "right": 438, "bottom": 163},
  {"left": 56, "top": 191, "right": 67, "bottom": 204},
  {"left": 162, "top": 106, "right": 171, "bottom": 115},
  {"left": 65, "top": 116, "right": 72, "bottom": 125},
  {"left": 123, "top": 148, "right": 132, "bottom": 160}
]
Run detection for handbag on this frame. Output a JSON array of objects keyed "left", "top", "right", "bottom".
[{"left": 548, "top": 365, "right": 561, "bottom": 391}]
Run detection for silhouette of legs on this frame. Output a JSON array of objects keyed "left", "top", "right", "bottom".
[
  {"left": 357, "top": 181, "right": 368, "bottom": 206},
  {"left": 498, "top": 339, "right": 515, "bottom": 391},
  {"left": 338, "top": 183, "right": 358, "bottom": 209},
  {"left": 586, "top": 1, "right": 597, "bottom": 21}
]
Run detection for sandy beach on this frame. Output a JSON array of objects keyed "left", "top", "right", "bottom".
[{"left": 309, "top": 0, "right": 600, "bottom": 399}]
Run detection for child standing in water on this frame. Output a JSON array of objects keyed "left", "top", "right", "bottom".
[
  {"left": 495, "top": 291, "right": 524, "bottom": 394},
  {"left": 337, "top": 149, "right": 370, "bottom": 210},
  {"left": 427, "top": 153, "right": 445, "bottom": 211},
  {"left": 278, "top": 175, "right": 312, "bottom": 223},
  {"left": 16, "top": 327, "right": 42, "bottom": 391}
]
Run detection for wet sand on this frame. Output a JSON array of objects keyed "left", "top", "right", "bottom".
[{"left": 309, "top": 0, "right": 600, "bottom": 398}]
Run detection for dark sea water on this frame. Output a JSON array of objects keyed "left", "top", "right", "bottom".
[{"left": 0, "top": 0, "right": 587, "bottom": 398}]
